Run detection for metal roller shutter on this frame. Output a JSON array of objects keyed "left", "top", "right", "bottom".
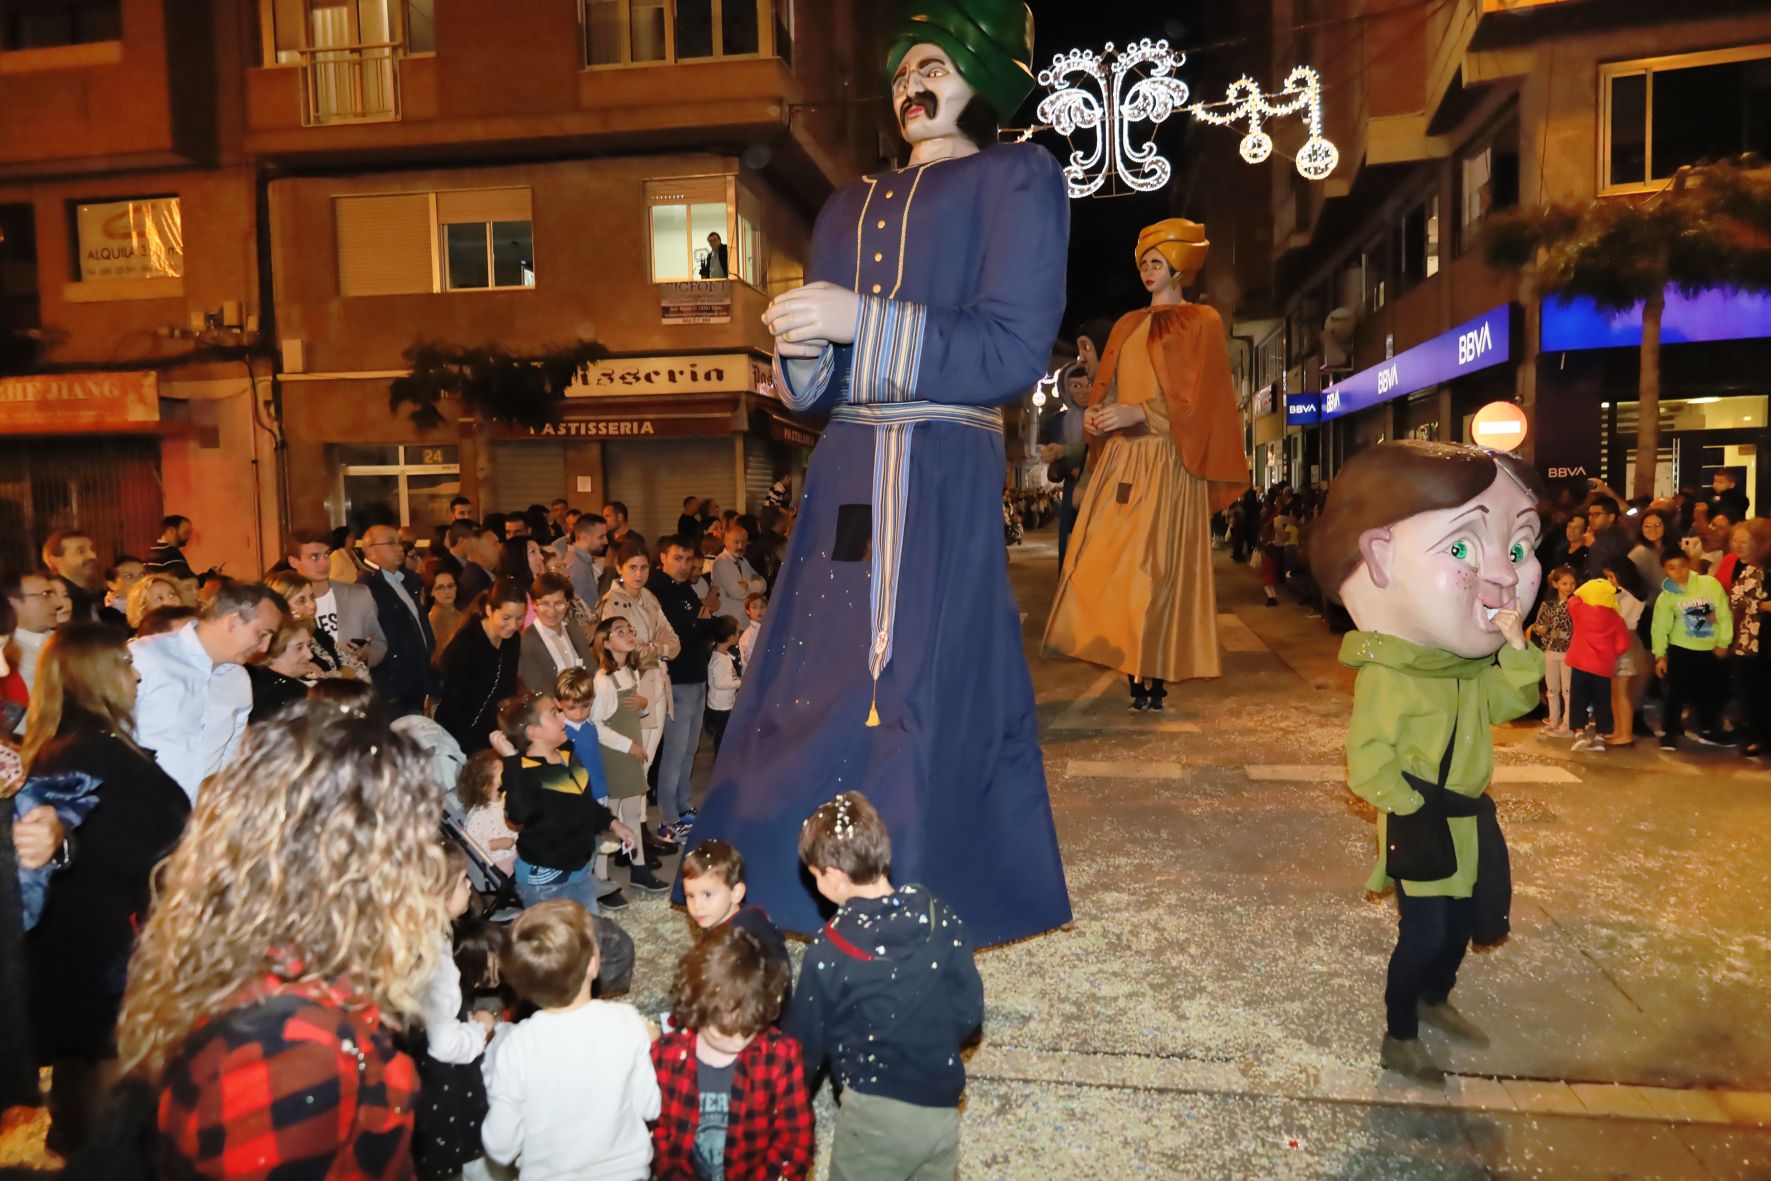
[
  {"left": 488, "top": 441, "right": 567, "bottom": 515},
  {"left": 436, "top": 188, "right": 532, "bottom": 224},
  {"left": 0, "top": 437, "right": 162, "bottom": 572},
  {"left": 742, "top": 436, "right": 777, "bottom": 515},
  {"left": 335, "top": 193, "right": 434, "bottom": 295},
  {"left": 602, "top": 439, "right": 735, "bottom": 543}
]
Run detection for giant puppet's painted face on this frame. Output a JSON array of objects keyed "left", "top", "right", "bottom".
[
  {"left": 890, "top": 43, "right": 977, "bottom": 145},
  {"left": 1339, "top": 468, "right": 1543, "bottom": 659}
]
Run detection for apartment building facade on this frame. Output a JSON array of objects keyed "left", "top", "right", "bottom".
[
  {"left": 1243, "top": 0, "right": 1771, "bottom": 509},
  {"left": 0, "top": 0, "right": 275, "bottom": 575},
  {"left": 0, "top": 0, "right": 878, "bottom": 568}
]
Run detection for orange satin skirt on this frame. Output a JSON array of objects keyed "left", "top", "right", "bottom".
[{"left": 1042, "top": 431, "right": 1221, "bottom": 682}]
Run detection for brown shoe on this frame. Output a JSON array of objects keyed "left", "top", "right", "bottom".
[
  {"left": 1419, "top": 1001, "right": 1491, "bottom": 1047},
  {"left": 1380, "top": 1034, "right": 1446, "bottom": 1085}
]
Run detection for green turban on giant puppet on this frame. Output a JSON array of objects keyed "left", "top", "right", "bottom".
[{"left": 884, "top": 0, "right": 1038, "bottom": 120}]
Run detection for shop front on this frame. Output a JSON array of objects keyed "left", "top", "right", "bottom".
[
  {"left": 1250, "top": 383, "right": 1285, "bottom": 488},
  {"left": 288, "top": 350, "right": 810, "bottom": 543},
  {"left": 1539, "top": 287, "right": 1771, "bottom": 511},
  {"left": 0, "top": 371, "right": 167, "bottom": 571},
  {"left": 1317, "top": 304, "right": 1516, "bottom": 477}
]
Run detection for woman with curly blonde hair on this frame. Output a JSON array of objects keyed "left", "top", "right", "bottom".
[
  {"left": 115, "top": 698, "right": 450, "bottom": 1176},
  {"left": 123, "top": 573, "right": 183, "bottom": 631}
]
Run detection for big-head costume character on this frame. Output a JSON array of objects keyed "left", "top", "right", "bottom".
[
  {"left": 683, "top": 0, "right": 1072, "bottom": 947},
  {"left": 1043, "top": 218, "right": 1248, "bottom": 707},
  {"left": 1309, "top": 440, "right": 1546, "bottom": 1084}
]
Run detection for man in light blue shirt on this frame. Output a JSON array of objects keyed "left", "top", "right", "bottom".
[{"left": 131, "top": 581, "right": 285, "bottom": 801}]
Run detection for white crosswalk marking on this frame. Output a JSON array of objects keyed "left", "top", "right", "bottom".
[{"left": 1244, "top": 764, "right": 1581, "bottom": 785}]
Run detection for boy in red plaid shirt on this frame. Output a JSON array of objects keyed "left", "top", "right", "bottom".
[{"left": 651, "top": 922, "right": 814, "bottom": 1180}]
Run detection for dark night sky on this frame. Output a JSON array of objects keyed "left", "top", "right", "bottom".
[{"left": 1018, "top": 0, "right": 1267, "bottom": 334}]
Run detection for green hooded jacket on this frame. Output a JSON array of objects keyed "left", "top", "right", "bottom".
[{"left": 1340, "top": 631, "right": 1543, "bottom": 898}]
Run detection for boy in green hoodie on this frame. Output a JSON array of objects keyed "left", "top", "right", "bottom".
[
  {"left": 1650, "top": 551, "right": 1733, "bottom": 749},
  {"left": 1309, "top": 440, "right": 1545, "bottom": 1087}
]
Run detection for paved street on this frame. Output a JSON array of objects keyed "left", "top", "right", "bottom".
[
  {"left": 967, "top": 535, "right": 1771, "bottom": 1179},
  {"left": 6, "top": 533, "right": 1771, "bottom": 1179}
]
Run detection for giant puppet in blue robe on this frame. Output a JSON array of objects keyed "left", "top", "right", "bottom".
[{"left": 683, "top": 0, "right": 1072, "bottom": 947}]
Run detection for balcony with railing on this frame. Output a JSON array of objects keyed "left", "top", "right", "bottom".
[{"left": 296, "top": 42, "right": 401, "bottom": 126}]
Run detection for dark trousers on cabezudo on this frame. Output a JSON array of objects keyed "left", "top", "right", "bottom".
[
  {"left": 1385, "top": 889, "right": 1476, "bottom": 1038},
  {"left": 1383, "top": 795, "right": 1511, "bottom": 1039}
]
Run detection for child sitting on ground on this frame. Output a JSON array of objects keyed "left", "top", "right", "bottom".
[
  {"left": 1565, "top": 578, "right": 1632, "bottom": 752},
  {"left": 739, "top": 593, "right": 766, "bottom": 668},
  {"left": 681, "top": 839, "right": 789, "bottom": 984},
  {"left": 651, "top": 924, "right": 813, "bottom": 1181},
  {"left": 483, "top": 900, "right": 660, "bottom": 1180},
  {"left": 704, "top": 616, "right": 742, "bottom": 754},
  {"left": 784, "top": 792, "right": 984, "bottom": 1180},
  {"left": 1530, "top": 565, "right": 1576, "bottom": 738},
  {"left": 498, "top": 692, "right": 639, "bottom": 994},
  {"left": 458, "top": 749, "right": 518, "bottom": 874}
]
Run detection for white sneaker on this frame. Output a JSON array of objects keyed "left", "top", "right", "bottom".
[{"left": 1570, "top": 734, "right": 1590, "bottom": 752}]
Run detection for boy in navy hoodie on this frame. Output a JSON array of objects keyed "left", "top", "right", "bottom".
[{"left": 784, "top": 791, "right": 984, "bottom": 1180}]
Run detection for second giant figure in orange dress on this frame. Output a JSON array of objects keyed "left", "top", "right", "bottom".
[{"left": 1043, "top": 218, "right": 1249, "bottom": 709}]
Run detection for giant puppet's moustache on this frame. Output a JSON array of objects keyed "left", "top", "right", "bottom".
[{"left": 899, "top": 90, "right": 940, "bottom": 126}]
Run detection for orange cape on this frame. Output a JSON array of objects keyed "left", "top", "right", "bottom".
[{"left": 1085, "top": 304, "right": 1249, "bottom": 513}]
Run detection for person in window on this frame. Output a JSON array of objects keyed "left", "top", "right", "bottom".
[{"left": 699, "top": 231, "right": 729, "bottom": 279}]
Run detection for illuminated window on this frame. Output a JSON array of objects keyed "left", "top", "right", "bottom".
[{"left": 644, "top": 176, "right": 766, "bottom": 286}]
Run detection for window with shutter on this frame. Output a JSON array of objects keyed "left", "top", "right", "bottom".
[{"left": 335, "top": 193, "right": 435, "bottom": 296}]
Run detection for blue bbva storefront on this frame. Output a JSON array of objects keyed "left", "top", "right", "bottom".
[
  {"left": 1289, "top": 304, "right": 1517, "bottom": 482},
  {"left": 1536, "top": 286, "right": 1771, "bottom": 509}
]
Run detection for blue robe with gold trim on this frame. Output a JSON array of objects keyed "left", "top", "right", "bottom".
[{"left": 684, "top": 142, "right": 1073, "bottom": 946}]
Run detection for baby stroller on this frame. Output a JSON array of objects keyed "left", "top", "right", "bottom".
[{"left": 441, "top": 810, "right": 524, "bottom": 922}]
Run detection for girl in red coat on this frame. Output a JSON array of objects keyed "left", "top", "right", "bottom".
[{"left": 1566, "top": 579, "right": 1632, "bottom": 751}]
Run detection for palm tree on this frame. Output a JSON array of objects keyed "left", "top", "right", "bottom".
[{"left": 1486, "top": 157, "right": 1771, "bottom": 498}]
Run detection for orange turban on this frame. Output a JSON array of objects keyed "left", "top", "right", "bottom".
[{"left": 1136, "top": 218, "right": 1209, "bottom": 282}]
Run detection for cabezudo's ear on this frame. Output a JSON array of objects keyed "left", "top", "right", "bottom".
[{"left": 1358, "top": 527, "right": 1395, "bottom": 589}]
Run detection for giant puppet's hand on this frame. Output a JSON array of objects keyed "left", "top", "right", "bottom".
[
  {"left": 1493, "top": 607, "right": 1527, "bottom": 652},
  {"left": 765, "top": 282, "right": 860, "bottom": 348}
]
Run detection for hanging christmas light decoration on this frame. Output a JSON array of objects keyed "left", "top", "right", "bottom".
[
  {"left": 1026, "top": 45, "right": 1341, "bottom": 197},
  {"left": 1035, "top": 39, "right": 1192, "bottom": 199},
  {"left": 1189, "top": 65, "right": 1340, "bottom": 182}
]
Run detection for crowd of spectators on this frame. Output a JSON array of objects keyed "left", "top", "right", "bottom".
[
  {"left": 1236, "top": 467, "right": 1771, "bottom": 756},
  {"left": 2, "top": 479, "right": 996, "bottom": 1178}
]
